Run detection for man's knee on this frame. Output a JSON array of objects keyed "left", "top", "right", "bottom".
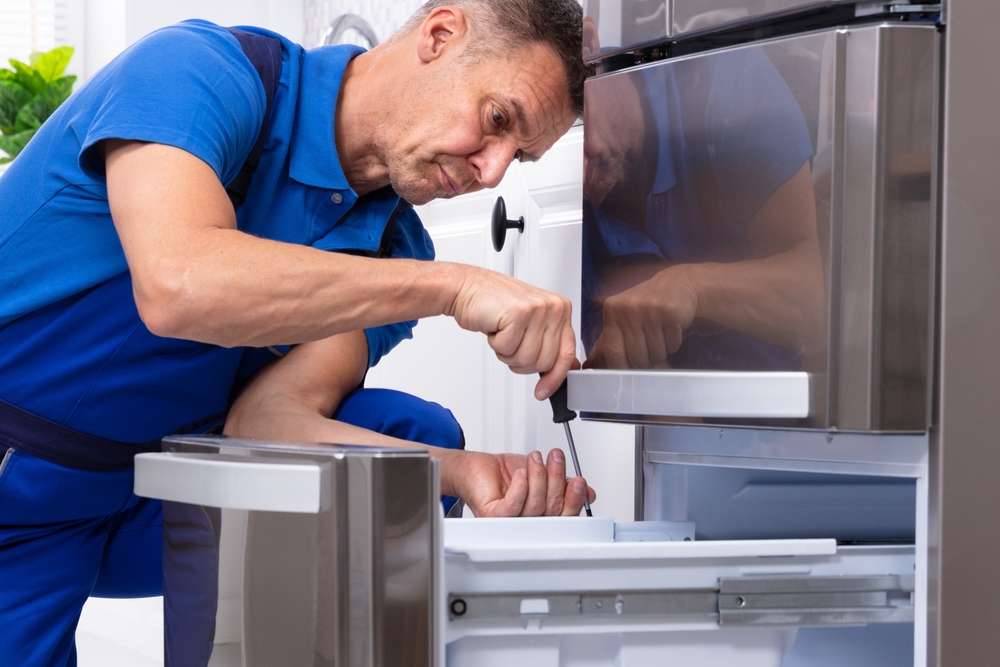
[{"left": 333, "top": 388, "right": 464, "bottom": 451}]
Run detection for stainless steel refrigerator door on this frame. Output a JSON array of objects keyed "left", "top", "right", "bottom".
[
  {"left": 579, "top": 23, "right": 936, "bottom": 431},
  {"left": 134, "top": 436, "right": 438, "bottom": 667}
]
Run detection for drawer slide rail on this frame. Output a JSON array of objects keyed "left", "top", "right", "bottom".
[{"left": 448, "top": 574, "right": 915, "bottom": 627}]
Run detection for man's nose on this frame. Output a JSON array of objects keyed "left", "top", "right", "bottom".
[{"left": 470, "top": 141, "right": 514, "bottom": 190}]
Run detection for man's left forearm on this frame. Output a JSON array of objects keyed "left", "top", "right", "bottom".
[{"left": 681, "top": 239, "right": 826, "bottom": 353}]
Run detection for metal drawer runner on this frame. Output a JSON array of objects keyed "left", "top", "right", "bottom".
[{"left": 448, "top": 573, "right": 914, "bottom": 627}]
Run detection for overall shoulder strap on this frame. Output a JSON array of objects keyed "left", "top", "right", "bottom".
[{"left": 225, "top": 27, "right": 283, "bottom": 210}]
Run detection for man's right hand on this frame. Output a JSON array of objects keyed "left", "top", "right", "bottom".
[{"left": 449, "top": 267, "right": 577, "bottom": 400}]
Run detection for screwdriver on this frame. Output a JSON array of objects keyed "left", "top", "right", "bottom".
[{"left": 543, "top": 375, "right": 592, "bottom": 517}]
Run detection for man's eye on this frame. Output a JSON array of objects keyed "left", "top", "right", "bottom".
[{"left": 492, "top": 107, "right": 504, "bottom": 127}]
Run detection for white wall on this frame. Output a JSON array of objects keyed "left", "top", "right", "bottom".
[
  {"left": 80, "top": 0, "right": 305, "bottom": 81},
  {"left": 304, "top": 0, "right": 424, "bottom": 47}
]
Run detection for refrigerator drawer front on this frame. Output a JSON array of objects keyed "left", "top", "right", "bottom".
[
  {"left": 443, "top": 518, "right": 914, "bottom": 667},
  {"left": 582, "top": 24, "right": 936, "bottom": 431},
  {"left": 135, "top": 435, "right": 439, "bottom": 667}
]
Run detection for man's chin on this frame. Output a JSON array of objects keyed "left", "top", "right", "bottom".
[
  {"left": 397, "top": 191, "right": 436, "bottom": 206},
  {"left": 386, "top": 174, "right": 438, "bottom": 206}
]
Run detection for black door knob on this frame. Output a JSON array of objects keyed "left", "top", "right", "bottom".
[{"left": 491, "top": 196, "right": 524, "bottom": 252}]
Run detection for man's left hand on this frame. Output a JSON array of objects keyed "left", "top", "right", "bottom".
[{"left": 444, "top": 448, "right": 596, "bottom": 517}]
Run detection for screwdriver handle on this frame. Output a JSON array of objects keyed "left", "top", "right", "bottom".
[{"left": 545, "top": 376, "right": 577, "bottom": 424}]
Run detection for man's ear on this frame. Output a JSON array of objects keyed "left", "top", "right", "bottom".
[{"left": 415, "top": 7, "right": 468, "bottom": 64}]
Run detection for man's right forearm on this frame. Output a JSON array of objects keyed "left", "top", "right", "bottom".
[
  {"left": 106, "top": 139, "right": 467, "bottom": 348},
  {"left": 135, "top": 226, "right": 469, "bottom": 348},
  {"left": 106, "top": 140, "right": 577, "bottom": 395}
]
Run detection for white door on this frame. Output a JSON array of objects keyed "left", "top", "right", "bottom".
[
  {"left": 368, "top": 127, "right": 636, "bottom": 521},
  {"left": 505, "top": 126, "right": 636, "bottom": 522},
  {"left": 366, "top": 183, "right": 513, "bottom": 457}
]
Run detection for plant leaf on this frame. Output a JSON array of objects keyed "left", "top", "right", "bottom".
[
  {"left": 11, "top": 75, "right": 74, "bottom": 133},
  {"left": 0, "top": 128, "right": 37, "bottom": 160},
  {"left": 14, "top": 102, "right": 42, "bottom": 133},
  {"left": 0, "top": 81, "right": 32, "bottom": 133},
  {"left": 0, "top": 156, "right": 12, "bottom": 165},
  {"left": 8, "top": 59, "right": 45, "bottom": 95},
  {"left": 0, "top": 69, "right": 15, "bottom": 82},
  {"left": 32, "top": 46, "right": 74, "bottom": 83},
  {"left": 13, "top": 76, "right": 75, "bottom": 132}
]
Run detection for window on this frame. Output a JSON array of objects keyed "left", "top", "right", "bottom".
[{"left": 0, "top": 1, "right": 72, "bottom": 66}]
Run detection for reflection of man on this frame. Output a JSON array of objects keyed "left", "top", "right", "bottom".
[
  {"left": 582, "top": 46, "right": 825, "bottom": 371},
  {"left": 0, "top": 1, "right": 594, "bottom": 664}
]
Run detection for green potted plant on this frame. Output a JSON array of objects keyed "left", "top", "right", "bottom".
[{"left": 0, "top": 45, "right": 75, "bottom": 165}]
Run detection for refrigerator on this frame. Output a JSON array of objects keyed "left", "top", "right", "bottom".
[{"left": 133, "top": 1, "right": 1000, "bottom": 665}]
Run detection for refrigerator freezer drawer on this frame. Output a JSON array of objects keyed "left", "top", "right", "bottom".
[{"left": 443, "top": 517, "right": 914, "bottom": 667}]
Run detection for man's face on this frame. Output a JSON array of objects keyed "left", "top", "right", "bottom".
[
  {"left": 384, "top": 42, "right": 577, "bottom": 205},
  {"left": 583, "top": 73, "right": 644, "bottom": 206}
]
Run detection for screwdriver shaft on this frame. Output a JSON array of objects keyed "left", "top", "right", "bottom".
[{"left": 562, "top": 422, "right": 593, "bottom": 517}]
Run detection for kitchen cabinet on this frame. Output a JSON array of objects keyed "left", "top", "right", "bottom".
[{"left": 367, "top": 125, "right": 636, "bottom": 521}]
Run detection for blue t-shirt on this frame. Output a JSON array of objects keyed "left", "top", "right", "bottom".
[
  {"left": 582, "top": 46, "right": 815, "bottom": 371},
  {"left": 0, "top": 20, "right": 434, "bottom": 443}
]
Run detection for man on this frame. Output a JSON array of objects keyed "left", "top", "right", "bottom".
[{"left": 0, "top": 1, "right": 593, "bottom": 665}]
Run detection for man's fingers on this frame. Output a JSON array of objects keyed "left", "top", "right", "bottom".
[
  {"left": 600, "top": 322, "right": 629, "bottom": 369},
  {"left": 534, "top": 320, "right": 576, "bottom": 399},
  {"left": 544, "top": 449, "right": 568, "bottom": 515},
  {"left": 561, "top": 477, "right": 589, "bottom": 516},
  {"left": 494, "top": 468, "right": 528, "bottom": 517},
  {"left": 520, "top": 451, "right": 548, "bottom": 516}
]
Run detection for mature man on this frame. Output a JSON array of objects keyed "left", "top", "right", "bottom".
[{"left": 0, "top": 1, "right": 592, "bottom": 664}]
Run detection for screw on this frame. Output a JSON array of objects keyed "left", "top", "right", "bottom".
[
  {"left": 735, "top": 596, "right": 746, "bottom": 607},
  {"left": 595, "top": 600, "right": 603, "bottom": 608},
  {"left": 450, "top": 599, "right": 467, "bottom": 616}
]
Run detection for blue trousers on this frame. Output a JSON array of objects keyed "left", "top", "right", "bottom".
[{"left": 0, "top": 388, "right": 462, "bottom": 667}]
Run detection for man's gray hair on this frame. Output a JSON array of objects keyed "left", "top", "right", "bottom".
[{"left": 397, "top": 0, "right": 588, "bottom": 116}]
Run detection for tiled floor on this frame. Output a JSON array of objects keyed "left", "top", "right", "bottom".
[{"left": 76, "top": 597, "right": 164, "bottom": 667}]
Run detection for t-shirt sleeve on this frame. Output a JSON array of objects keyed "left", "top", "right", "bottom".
[
  {"left": 363, "top": 206, "right": 435, "bottom": 369},
  {"left": 78, "top": 20, "right": 265, "bottom": 186},
  {"left": 704, "top": 48, "right": 815, "bottom": 237}
]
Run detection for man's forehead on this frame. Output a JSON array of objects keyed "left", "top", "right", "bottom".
[{"left": 490, "top": 47, "right": 574, "bottom": 156}]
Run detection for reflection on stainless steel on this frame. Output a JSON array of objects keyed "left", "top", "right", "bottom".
[
  {"left": 146, "top": 435, "right": 436, "bottom": 667},
  {"left": 672, "top": 0, "right": 847, "bottom": 36},
  {"left": 837, "top": 25, "right": 936, "bottom": 432},
  {"left": 583, "top": 0, "right": 669, "bottom": 56},
  {"left": 583, "top": 0, "right": 858, "bottom": 54},
  {"left": 581, "top": 24, "right": 935, "bottom": 431}
]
